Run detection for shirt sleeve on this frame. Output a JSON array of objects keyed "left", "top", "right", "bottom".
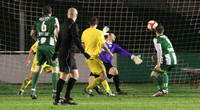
[
  {"left": 99, "top": 31, "right": 106, "bottom": 44},
  {"left": 114, "top": 44, "right": 132, "bottom": 59},
  {"left": 81, "top": 31, "right": 84, "bottom": 44},
  {"left": 31, "top": 21, "right": 36, "bottom": 30},
  {"left": 31, "top": 42, "right": 38, "bottom": 52},
  {"left": 153, "top": 38, "right": 162, "bottom": 62},
  {"left": 71, "top": 23, "right": 85, "bottom": 53},
  {"left": 54, "top": 17, "right": 60, "bottom": 29}
]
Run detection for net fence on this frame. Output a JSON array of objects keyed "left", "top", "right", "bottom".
[{"left": 0, "top": 0, "right": 199, "bottom": 94}]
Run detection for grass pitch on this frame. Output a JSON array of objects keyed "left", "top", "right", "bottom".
[{"left": 0, "top": 83, "right": 200, "bottom": 110}]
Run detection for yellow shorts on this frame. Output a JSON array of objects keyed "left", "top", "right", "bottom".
[
  {"left": 31, "top": 61, "right": 51, "bottom": 74},
  {"left": 85, "top": 55, "right": 106, "bottom": 75}
]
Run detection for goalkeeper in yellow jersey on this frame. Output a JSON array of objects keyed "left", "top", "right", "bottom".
[
  {"left": 82, "top": 17, "right": 113, "bottom": 96},
  {"left": 18, "top": 41, "right": 52, "bottom": 96}
]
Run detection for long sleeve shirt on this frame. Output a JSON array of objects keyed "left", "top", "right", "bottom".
[
  {"left": 55, "top": 18, "right": 85, "bottom": 57},
  {"left": 99, "top": 42, "right": 132, "bottom": 65}
]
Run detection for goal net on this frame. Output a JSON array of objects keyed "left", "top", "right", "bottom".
[{"left": 0, "top": 0, "right": 199, "bottom": 95}]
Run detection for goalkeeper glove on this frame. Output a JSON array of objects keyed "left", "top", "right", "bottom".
[
  {"left": 51, "top": 52, "right": 58, "bottom": 61},
  {"left": 131, "top": 55, "right": 142, "bottom": 65},
  {"left": 102, "top": 26, "right": 109, "bottom": 36}
]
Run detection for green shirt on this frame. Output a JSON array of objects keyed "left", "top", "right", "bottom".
[
  {"left": 153, "top": 34, "right": 177, "bottom": 65},
  {"left": 32, "top": 16, "right": 59, "bottom": 46}
]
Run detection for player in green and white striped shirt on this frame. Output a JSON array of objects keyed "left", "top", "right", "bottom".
[
  {"left": 30, "top": 6, "right": 59, "bottom": 99},
  {"left": 150, "top": 25, "right": 177, "bottom": 97}
]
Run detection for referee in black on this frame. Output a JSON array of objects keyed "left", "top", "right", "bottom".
[{"left": 52, "top": 7, "right": 91, "bottom": 105}]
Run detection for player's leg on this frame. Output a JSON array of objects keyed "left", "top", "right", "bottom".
[
  {"left": 30, "top": 47, "right": 45, "bottom": 99},
  {"left": 30, "top": 65, "right": 42, "bottom": 99},
  {"left": 18, "top": 71, "right": 34, "bottom": 95},
  {"left": 109, "top": 67, "right": 127, "bottom": 95},
  {"left": 101, "top": 80, "right": 115, "bottom": 97},
  {"left": 150, "top": 71, "right": 163, "bottom": 97},
  {"left": 162, "top": 71, "right": 168, "bottom": 94},
  {"left": 162, "top": 65, "right": 175, "bottom": 94},
  {"left": 89, "top": 72, "right": 113, "bottom": 96},
  {"left": 84, "top": 56, "right": 107, "bottom": 96},
  {"left": 85, "top": 71, "right": 106, "bottom": 93},
  {"left": 89, "top": 73, "right": 104, "bottom": 94},
  {"left": 51, "top": 66, "right": 59, "bottom": 98},
  {"left": 45, "top": 46, "right": 59, "bottom": 98},
  {"left": 61, "top": 69, "right": 79, "bottom": 105},
  {"left": 54, "top": 71, "right": 69, "bottom": 105}
]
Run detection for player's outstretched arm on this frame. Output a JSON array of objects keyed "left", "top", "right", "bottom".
[{"left": 114, "top": 44, "right": 142, "bottom": 65}]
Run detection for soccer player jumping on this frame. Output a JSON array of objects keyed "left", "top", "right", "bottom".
[{"left": 150, "top": 25, "right": 177, "bottom": 97}]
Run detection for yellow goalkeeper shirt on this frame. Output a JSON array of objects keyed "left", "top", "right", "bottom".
[{"left": 81, "top": 28, "right": 106, "bottom": 56}]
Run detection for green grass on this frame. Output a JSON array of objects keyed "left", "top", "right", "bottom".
[{"left": 0, "top": 83, "right": 200, "bottom": 110}]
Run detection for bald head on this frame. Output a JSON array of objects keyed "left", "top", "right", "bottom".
[{"left": 67, "top": 8, "right": 78, "bottom": 19}]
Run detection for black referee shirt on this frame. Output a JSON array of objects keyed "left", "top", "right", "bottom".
[{"left": 55, "top": 18, "right": 85, "bottom": 57}]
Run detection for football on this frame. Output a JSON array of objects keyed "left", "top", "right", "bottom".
[{"left": 147, "top": 20, "right": 158, "bottom": 31}]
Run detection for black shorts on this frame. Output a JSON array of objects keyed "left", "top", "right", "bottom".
[
  {"left": 58, "top": 51, "right": 77, "bottom": 73},
  {"left": 90, "top": 62, "right": 113, "bottom": 79},
  {"left": 103, "top": 62, "right": 113, "bottom": 79},
  {"left": 89, "top": 72, "right": 99, "bottom": 78}
]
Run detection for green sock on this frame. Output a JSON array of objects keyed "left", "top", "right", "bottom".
[
  {"left": 52, "top": 73, "right": 58, "bottom": 93},
  {"left": 151, "top": 76, "right": 162, "bottom": 91},
  {"left": 162, "top": 74, "right": 168, "bottom": 90},
  {"left": 31, "top": 72, "right": 40, "bottom": 93}
]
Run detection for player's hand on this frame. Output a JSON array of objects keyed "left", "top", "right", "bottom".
[
  {"left": 156, "top": 62, "right": 161, "bottom": 71},
  {"left": 25, "top": 59, "right": 31, "bottom": 66},
  {"left": 102, "top": 26, "right": 109, "bottom": 35},
  {"left": 151, "top": 55, "right": 157, "bottom": 61},
  {"left": 51, "top": 52, "right": 58, "bottom": 63},
  {"left": 131, "top": 55, "right": 143, "bottom": 65}
]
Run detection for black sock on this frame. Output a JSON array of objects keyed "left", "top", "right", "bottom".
[
  {"left": 55, "top": 78, "right": 65, "bottom": 101},
  {"left": 113, "top": 75, "right": 120, "bottom": 91},
  {"left": 65, "top": 78, "right": 76, "bottom": 99},
  {"left": 93, "top": 86, "right": 99, "bottom": 92}
]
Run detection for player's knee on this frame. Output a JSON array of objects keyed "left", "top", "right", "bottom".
[
  {"left": 51, "top": 67, "right": 59, "bottom": 73},
  {"left": 109, "top": 67, "right": 118, "bottom": 75}
]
